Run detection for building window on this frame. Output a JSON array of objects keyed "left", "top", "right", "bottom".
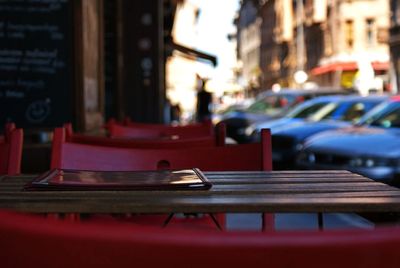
[
  {"left": 345, "top": 19, "right": 354, "bottom": 49},
  {"left": 366, "top": 18, "right": 375, "bottom": 46},
  {"left": 392, "top": 0, "right": 400, "bottom": 26}
]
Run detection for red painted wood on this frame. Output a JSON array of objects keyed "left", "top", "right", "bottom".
[
  {"left": 0, "top": 124, "right": 23, "bottom": 175},
  {"left": 51, "top": 127, "right": 271, "bottom": 172},
  {"left": 107, "top": 120, "right": 214, "bottom": 139},
  {"left": 0, "top": 210, "right": 399, "bottom": 268}
]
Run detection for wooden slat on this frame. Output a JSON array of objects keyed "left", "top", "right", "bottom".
[
  {"left": 0, "top": 183, "right": 395, "bottom": 196},
  {"left": 206, "top": 173, "right": 366, "bottom": 179},
  {"left": 0, "top": 175, "right": 381, "bottom": 186},
  {"left": 1, "top": 195, "right": 400, "bottom": 214},
  {"left": 2, "top": 189, "right": 400, "bottom": 200},
  {"left": 209, "top": 182, "right": 394, "bottom": 193},
  {"left": 0, "top": 182, "right": 397, "bottom": 197},
  {"left": 204, "top": 170, "right": 357, "bottom": 175},
  {"left": 0, "top": 172, "right": 371, "bottom": 183},
  {"left": 210, "top": 177, "right": 371, "bottom": 184}
]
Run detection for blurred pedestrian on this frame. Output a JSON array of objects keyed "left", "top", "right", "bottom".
[
  {"left": 195, "top": 75, "right": 212, "bottom": 122},
  {"left": 170, "top": 103, "right": 181, "bottom": 123},
  {"left": 164, "top": 98, "right": 181, "bottom": 124}
]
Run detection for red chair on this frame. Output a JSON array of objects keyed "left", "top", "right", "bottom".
[
  {"left": 63, "top": 123, "right": 226, "bottom": 149},
  {"left": 50, "top": 127, "right": 272, "bottom": 229},
  {"left": 123, "top": 117, "right": 213, "bottom": 129},
  {"left": 107, "top": 120, "right": 215, "bottom": 139},
  {"left": 1, "top": 209, "right": 399, "bottom": 268},
  {"left": 0, "top": 123, "right": 23, "bottom": 175},
  {"left": 51, "top": 127, "right": 271, "bottom": 171}
]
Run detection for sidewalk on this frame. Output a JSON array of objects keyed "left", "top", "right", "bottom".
[{"left": 226, "top": 213, "right": 374, "bottom": 231}]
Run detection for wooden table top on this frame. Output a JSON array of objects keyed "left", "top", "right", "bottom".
[{"left": 1, "top": 170, "right": 400, "bottom": 214}]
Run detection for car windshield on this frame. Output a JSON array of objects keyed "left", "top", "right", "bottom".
[
  {"left": 246, "top": 94, "right": 297, "bottom": 114},
  {"left": 285, "top": 101, "right": 330, "bottom": 119},
  {"left": 358, "top": 101, "right": 400, "bottom": 128},
  {"left": 215, "top": 104, "right": 245, "bottom": 115},
  {"left": 309, "top": 100, "right": 379, "bottom": 122}
]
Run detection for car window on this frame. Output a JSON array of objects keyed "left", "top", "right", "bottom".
[
  {"left": 320, "top": 102, "right": 350, "bottom": 120},
  {"left": 215, "top": 104, "right": 244, "bottom": 115},
  {"left": 340, "top": 103, "right": 367, "bottom": 121},
  {"left": 309, "top": 102, "right": 338, "bottom": 121},
  {"left": 246, "top": 95, "right": 296, "bottom": 114},
  {"left": 367, "top": 104, "right": 400, "bottom": 128},
  {"left": 310, "top": 101, "right": 379, "bottom": 122},
  {"left": 359, "top": 102, "right": 400, "bottom": 127},
  {"left": 286, "top": 102, "right": 329, "bottom": 118}
]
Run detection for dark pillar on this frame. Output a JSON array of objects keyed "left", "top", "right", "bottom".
[{"left": 121, "top": 1, "right": 165, "bottom": 123}]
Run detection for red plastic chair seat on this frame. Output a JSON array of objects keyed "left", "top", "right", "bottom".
[
  {"left": 0, "top": 123, "right": 23, "bottom": 175},
  {"left": 1, "top": 210, "right": 399, "bottom": 268}
]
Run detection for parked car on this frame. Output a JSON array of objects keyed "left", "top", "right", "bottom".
[
  {"left": 296, "top": 96, "right": 400, "bottom": 185},
  {"left": 218, "top": 88, "right": 348, "bottom": 143},
  {"left": 271, "top": 95, "right": 388, "bottom": 169},
  {"left": 211, "top": 102, "right": 251, "bottom": 125},
  {"left": 245, "top": 95, "right": 346, "bottom": 142}
]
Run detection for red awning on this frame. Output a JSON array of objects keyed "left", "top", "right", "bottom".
[{"left": 311, "top": 61, "right": 389, "bottom": 76}]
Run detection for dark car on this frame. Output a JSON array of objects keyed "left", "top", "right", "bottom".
[
  {"left": 218, "top": 88, "right": 348, "bottom": 143},
  {"left": 296, "top": 97, "right": 400, "bottom": 185},
  {"left": 271, "top": 95, "right": 388, "bottom": 169},
  {"left": 211, "top": 102, "right": 252, "bottom": 125},
  {"left": 245, "top": 95, "right": 346, "bottom": 142}
]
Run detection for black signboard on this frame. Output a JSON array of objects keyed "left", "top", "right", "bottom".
[{"left": 0, "top": 0, "right": 74, "bottom": 129}]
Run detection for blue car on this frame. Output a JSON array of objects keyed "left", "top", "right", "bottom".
[
  {"left": 270, "top": 95, "right": 388, "bottom": 169},
  {"left": 296, "top": 97, "right": 400, "bottom": 185},
  {"left": 245, "top": 95, "right": 346, "bottom": 142},
  {"left": 218, "top": 88, "right": 348, "bottom": 143}
]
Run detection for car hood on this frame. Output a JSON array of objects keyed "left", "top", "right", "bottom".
[
  {"left": 304, "top": 126, "right": 400, "bottom": 158},
  {"left": 272, "top": 120, "right": 352, "bottom": 141},
  {"left": 255, "top": 118, "right": 305, "bottom": 132},
  {"left": 220, "top": 110, "right": 277, "bottom": 124}
]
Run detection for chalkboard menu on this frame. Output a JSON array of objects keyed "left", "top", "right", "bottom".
[{"left": 0, "top": 0, "right": 74, "bottom": 129}]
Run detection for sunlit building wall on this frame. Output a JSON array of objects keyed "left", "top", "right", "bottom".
[
  {"left": 257, "top": 0, "right": 294, "bottom": 89},
  {"left": 166, "top": 0, "right": 200, "bottom": 120},
  {"left": 239, "top": 0, "right": 390, "bottom": 92},
  {"left": 236, "top": 0, "right": 261, "bottom": 95},
  {"left": 240, "top": 19, "right": 261, "bottom": 89},
  {"left": 310, "top": 0, "right": 390, "bottom": 93},
  {"left": 260, "top": 0, "right": 282, "bottom": 89},
  {"left": 389, "top": 0, "right": 400, "bottom": 93}
]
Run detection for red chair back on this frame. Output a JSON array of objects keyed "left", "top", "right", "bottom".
[
  {"left": 108, "top": 120, "right": 214, "bottom": 139},
  {"left": 51, "top": 127, "right": 271, "bottom": 171},
  {"left": 1, "top": 209, "right": 399, "bottom": 268},
  {"left": 64, "top": 123, "right": 225, "bottom": 149},
  {"left": 0, "top": 124, "right": 23, "bottom": 175}
]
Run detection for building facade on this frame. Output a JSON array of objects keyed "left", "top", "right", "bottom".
[
  {"left": 236, "top": 0, "right": 390, "bottom": 93},
  {"left": 265, "top": 0, "right": 293, "bottom": 88},
  {"left": 235, "top": 0, "right": 262, "bottom": 95},
  {"left": 390, "top": 0, "right": 400, "bottom": 92},
  {"left": 165, "top": 0, "right": 200, "bottom": 120},
  {"left": 311, "top": 0, "right": 390, "bottom": 94}
]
